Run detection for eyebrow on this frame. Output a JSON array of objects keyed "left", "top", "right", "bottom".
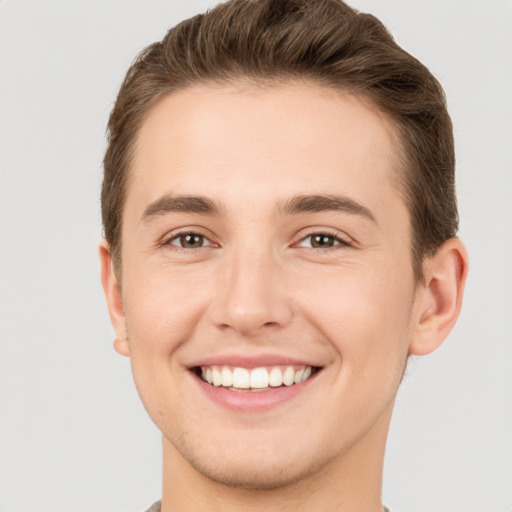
[
  {"left": 140, "top": 193, "right": 376, "bottom": 224},
  {"left": 140, "top": 194, "right": 222, "bottom": 223},
  {"left": 279, "top": 194, "right": 377, "bottom": 223}
]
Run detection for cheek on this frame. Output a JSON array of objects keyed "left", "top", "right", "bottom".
[
  {"left": 120, "top": 265, "right": 213, "bottom": 403},
  {"left": 120, "top": 268, "right": 211, "bottom": 423},
  {"left": 296, "top": 260, "right": 414, "bottom": 368},
  {"left": 123, "top": 263, "right": 209, "bottom": 335},
  {"left": 286, "top": 262, "right": 414, "bottom": 443}
]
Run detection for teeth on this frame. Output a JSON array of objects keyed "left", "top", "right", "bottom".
[
  {"left": 232, "top": 367, "right": 250, "bottom": 389},
  {"left": 199, "top": 364, "right": 314, "bottom": 390},
  {"left": 294, "top": 368, "right": 304, "bottom": 384},
  {"left": 250, "top": 367, "right": 269, "bottom": 388},
  {"left": 221, "top": 366, "right": 233, "bottom": 387},
  {"left": 269, "top": 367, "right": 283, "bottom": 387},
  {"left": 282, "top": 366, "right": 295, "bottom": 386},
  {"left": 212, "top": 367, "right": 222, "bottom": 386}
]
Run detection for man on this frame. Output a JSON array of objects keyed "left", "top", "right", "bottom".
[{"left": 99, "top": 1, "right": 468, "bottom": 510}]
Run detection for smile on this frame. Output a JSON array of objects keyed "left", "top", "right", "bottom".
[{"left": 197, "top": 365, "right": 315, "bottom": 391}]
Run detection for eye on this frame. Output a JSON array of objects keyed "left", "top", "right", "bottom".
[
  {"left": 167, "top": 232, "right": 212, "bottom": 249},
  {"left": 296, "top": 232, "right": 349, "bottom": 249}
]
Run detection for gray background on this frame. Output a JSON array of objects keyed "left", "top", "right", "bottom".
[{"left": 1, "top": 1, "right": 511, "bottom": 511}]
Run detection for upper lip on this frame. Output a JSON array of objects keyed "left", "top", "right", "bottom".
[{"left": 188, "top": 353, "right": 323, "bottom": 369}]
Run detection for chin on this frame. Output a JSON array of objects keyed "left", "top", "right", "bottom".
[
  {"left": 188, "top": 454, "right": 327, "bottom": 490},
  {"left": 171, "top": 431, "right": 335, "bottom": 490}
]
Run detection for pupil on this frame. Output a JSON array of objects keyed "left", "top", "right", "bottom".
[
  {"left": 312, "top": 235, "right": 333, "bottom": 247},
  {"left": 181, "top": 234, "right": 203, "bottom": 248}
]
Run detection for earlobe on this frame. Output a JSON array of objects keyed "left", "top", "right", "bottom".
[
  {"left": 113, "top": 337, "right": 130, "bottom": 357},
  {"left": 99, "top": 239, "right": 130, "bottom": 357},
  {"left": 409, "top": 238, "right": 469, "bottom": 356}
]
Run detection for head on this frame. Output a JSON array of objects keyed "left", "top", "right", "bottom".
[{"left": 100, "top": 0, "right": 467, "bottom": 495}]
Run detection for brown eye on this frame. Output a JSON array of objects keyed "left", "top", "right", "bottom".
[
  {"left": 169, "top": 233, "right": 209, "bottom": 249},
  {"left": 296, "top": 233, "right": 348, "bottom": 249},
  {"left": 310, "top": 234, "right": 337, "bottom": 248}
]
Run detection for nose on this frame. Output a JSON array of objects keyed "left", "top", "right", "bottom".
[{"left": 209, "top": 245, "right": 293, "bottom": 336}]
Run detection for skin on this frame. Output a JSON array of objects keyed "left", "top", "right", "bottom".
[{"left": 100, "top": 82, "right": 468, "bottom": 512}]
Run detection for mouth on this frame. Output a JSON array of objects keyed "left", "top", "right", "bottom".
[{"left": 194, "top": 364, "right": 320, "bottom": 392}]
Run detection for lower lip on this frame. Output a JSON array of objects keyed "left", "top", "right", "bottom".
[{"left": 192, "top": 371, "right": 319, "bottom": 411}]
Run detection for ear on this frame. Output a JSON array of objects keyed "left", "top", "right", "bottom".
[
  {"left": 409, "top": 238, "right": 469, "bottom": 356},
  {"left": 99, "top": 239, "right": 130, "bottom": 357}
]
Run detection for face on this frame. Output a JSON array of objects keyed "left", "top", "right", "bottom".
[{"left": 106, "top": 82, "right": 420, "bottom": 488}]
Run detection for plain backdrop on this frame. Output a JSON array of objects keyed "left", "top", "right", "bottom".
[{"left": 1, "top": 1, "right": 511, "bottom": 511}]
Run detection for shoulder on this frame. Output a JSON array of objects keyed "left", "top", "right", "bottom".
[
  {"left": 144, "top": 502, "right": 391, "bottom": 512},
  {"left": 144, "top": 501, "right": 161, "bottom": 512}
]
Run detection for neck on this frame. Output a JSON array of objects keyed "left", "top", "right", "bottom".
[{"left": 160, "top": 403, "right": 393, "bottom": 512}]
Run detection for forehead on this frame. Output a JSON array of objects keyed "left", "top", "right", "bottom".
[{"left": 127, "top": 82, "right": 404, "bottom": 221}]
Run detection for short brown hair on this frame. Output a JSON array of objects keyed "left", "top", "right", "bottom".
[{"left": 102, "top": 0, "right": 458, "bottom": 282}]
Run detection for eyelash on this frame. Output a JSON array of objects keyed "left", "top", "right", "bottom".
[
  {"left": 294, "top": 230, "right": 353, "bottom": 250},
  {"left": 161, "top": 230, "right": 215, "bottom": 250},
  {"left": 161, "top": 229, "right": 352, "bottom": 251}
]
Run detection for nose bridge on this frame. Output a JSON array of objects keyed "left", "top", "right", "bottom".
[{"left": 211, "top": 239, "right": 292, "bottom": 334}]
